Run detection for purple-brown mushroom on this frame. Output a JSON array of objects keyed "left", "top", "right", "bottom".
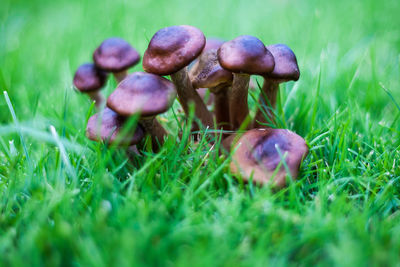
[
  {"left": 218, "top": 36, "right": 275, "bottom": 130},
  {"left": 253, "top": 44, "right": 300, "bottom": 127},
  {"left": 142, "top": 25, "right": 213, "bottom": 129},
  {"left": 226, "top": 128, "right": 308, "bottom": 188},
  {"left": 73, "top": 63, "right": 108, "bottom": 108},
  {"left": 107, "top": 72, "right": 176, "bottom": 148},
  {"left": 93, "top": 37, "right": 140, "bottom": 83},
  {"left": 189, "top": 49, "right": 233, "bottom": 132},
  {"left": 188, "top": 37, "right": 226, "bottom": 102}
]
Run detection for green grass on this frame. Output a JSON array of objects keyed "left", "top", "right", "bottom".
[{"left": 1, "top": 0, "right": 400, "bottom": 266}]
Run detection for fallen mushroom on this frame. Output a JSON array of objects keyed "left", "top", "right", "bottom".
[
  {"left": 93, "top": 37, "right": 140, "bottom": 83},
  {"left": 218, "top": 35, "right": 275, "bottom": 130},
  {"left": 142, "top": 25, "right": 214, "bottom": 129},
  {"left": 226, "top": 128, "right": 308, "bottom": 188},
  {"left": 106, "top": 72, "right": 176, "bottom": 149},
  {"left": 73, "top": 63, "right": 108, "bottom": 108},
  {"left": 86, "top": 107, "right": 144, "bottom": 146},
  {"left": 253, "top": 44, "right": 300, "bottom": 127},
  {"left": 189, "top": 49, "right": 233, "bottom": 132}
]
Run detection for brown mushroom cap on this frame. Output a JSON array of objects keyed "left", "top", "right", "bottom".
[
  {"left": 189, "top": 49, "right": 233, "bottom": 90},
  {"left": 218, "top": 35, "right": 275, "bottom": 75},
  {"left": 73, "top": 63, "right": 108, "bottom": 92},
  {"left": 142, "top": 25, "right": 206, "bottom": 75},
  {"left": 93, "top": 37, "right": 140, "bottom": 72},
  {"left": 107, "top": 72, "right": 176, "bottom": 117},
  {"left": 86, "top": 107, "right": 144, "bottom": 145},
  {"left": 230, "top": 128, "right": 308, "bottom": 188},
  {"left": 266, "top": 44, "right": 300, "bottom": 81}
]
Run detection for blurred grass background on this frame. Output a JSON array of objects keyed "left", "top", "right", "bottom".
[{"left": 0, "top": 0, "right": 400, "bottom": 266}]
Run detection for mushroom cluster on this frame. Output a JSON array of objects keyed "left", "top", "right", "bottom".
[{"left": 73, "top": 25, "right": 309, "bottom": 188}]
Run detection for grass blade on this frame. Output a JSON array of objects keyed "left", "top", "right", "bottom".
[{"left": 3, "top": 90, "right": 32, "bottom": 168}]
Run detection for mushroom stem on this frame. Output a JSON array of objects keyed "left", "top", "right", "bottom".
[
  {"left": 229, "top": 73, "right": 250, "bottom": 130},
  {"left": 113, "top": 70, "right": 128, "bottom": 83},
  {"left": 170, "top": 68, "right": 214, "bottom": 128},
  {"left": 212, "top": 88, "right": 231, "bottom": 131},
  {"left": 86, "top": 91, "right": 105, "bottom": 108},
  {"left": 253, "top": 79, "right": 279, "bottom": 128},
  {"left": 140, "top": 117, "right": 168, "bottom": 149}
]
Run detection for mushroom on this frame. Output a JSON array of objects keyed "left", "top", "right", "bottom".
[
  {"left": 188, "top": 37, "right": 225, "bottom": 102},
  {"left": 189, "top": 49, "right": 233, "bottom": 131},
  {"left": 86, "top": 107, "right": 144, "bottom": 146},
  {"left": 188, "top": 38, "right": 225, "bottom": 109},
  {"left": 106, "top": 72, "right": 176, "bottom": 148},
  {"left": 226, "top": 128, "right": 308, "bottom": 188},
  {"left": 142, "top": 25, "right": 214, "bottom": 129},
  {"left": 218, "top": 35, "right": 275, "bottom": 130},
  {"left": 202, "top": 37, "right": 257, "bottom": 91},
  {"left": 93, "top": 37, "right": 140, "bottom": 83},
  {"left": 253, "top": 44, "right": 300, "bottom": 128},
  {"left": 73, "top": 63, "right": 108, "bottom": 108}
]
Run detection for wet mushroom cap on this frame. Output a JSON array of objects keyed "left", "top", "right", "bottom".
[
  {"left": 266, "top": 44, "right": 300, "bottom": 81},
  {"left": 189, "top": 49, "right": 233, "bottom": 89},
  {"left": 142, "top": 25, "right": 206, "bottom": 75},
  {"left": 86, "top": 107, "right": 144, "bottom": 145},
  {"left": 107, "top": 72, "right": 176, "bottom": 117},
  {"left": 218, "top": 35, "right": 275, "bottom": 75},
  {"left": 230, "top": 128, "right": 308, "bottom": 187},
  {"left": 73, "top": 63, "right": 108, "bottom": 92},
  {"left": 93, "top": 37, "right": 140, "bottom": 72}
]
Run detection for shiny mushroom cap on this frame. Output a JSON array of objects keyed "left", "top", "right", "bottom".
[
  {"left": 86, "top": 107, "right": 144, "bottom": 145},
  {"left": 266, "top": 44, "right": 300, "bottom": 81},
  {"left": 93, "top": 37, "right": 140, "bottom": 72},
  {"left": 73, "top": 63, "right": 108, "bottom": 92},
  {"left": 143, "top": 25, "right": 206, "bottom": 75},
  {"left": 189, "top": 49, "right": 233, "bottom": 91},
  {"left": 107, "top": 72, "right": 176, "bottom": 117},
  {"left": 218, "top": 35, "right": 275, "bottom": 75},
  {"left": 230, "top": 128, "right": 308, "bottom": 188}
]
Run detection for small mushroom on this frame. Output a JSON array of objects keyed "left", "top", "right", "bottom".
[
  {"left": 218, "top": 36, "right": 275, "bottom": 130},
  {"left": 143, "top": 25, "right": 213, "bottom": 129},
  {"left": 189, "top": 38, "right": 225, "bottom": 109},
  {"left": 189, "top": 49, "right": 233, "bottom": 131},
  {"left": 86, "top": 107, "right": 144, "bottom": 145},
  {"left": 73, "top": 63, "right": 108, "bottom": 108},
  {"left": 227, "top": 128, "right": 308, "bottom": 188},
  {"left": 107, "top": 72, "right": 176, "bottom": 148},
  {"left": 93, "top": 37, "right": 140, "bottom": 83},
  {"left": 253, "top": 44, "right": 300, "bottom": 127}
]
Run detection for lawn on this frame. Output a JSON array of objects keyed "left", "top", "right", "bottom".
[{"left": 1, "top": 0, "right": 400, "bottom": 266}]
